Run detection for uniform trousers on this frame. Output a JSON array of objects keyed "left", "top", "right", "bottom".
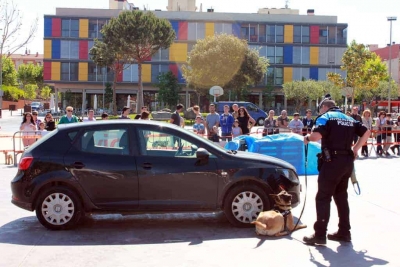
[{"left": 314, "top": 155, "right": 354, "bottom": 237}]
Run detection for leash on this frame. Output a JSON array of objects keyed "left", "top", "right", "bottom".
[
  {"left": 293, "top": 144, "right": 308, "bottom": 232},
  {"left": 351, "top": 168, "right": 361, "bottom": 195}
]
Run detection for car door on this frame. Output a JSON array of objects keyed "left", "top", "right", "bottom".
[
  {"left": 64, "top": 125, "right": 139, "bottom": 209},
  {"left": 135, "top": 126, "right": 219, "bottom": 211}
]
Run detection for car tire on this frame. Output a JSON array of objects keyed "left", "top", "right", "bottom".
[
  {"left": 223, "top": 184, "right": 271, "bottom": 228},
  {"left": 35, "top": 187, "right": 83, "bottom": 230},
  {"left": 257, "top": 117, "right": 265, "bottom": 126}
]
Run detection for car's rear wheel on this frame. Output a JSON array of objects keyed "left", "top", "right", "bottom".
[
  {"left": 223, "top": 184, "right": 271, "bottom": 227},
  {"left": 35, "top": 187, "right": 83, "bottom": 230},
  {"left": 257, "top": 117, "right": 265, "bottom": 126}
]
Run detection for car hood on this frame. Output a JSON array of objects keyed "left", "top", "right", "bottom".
[{"left": 231, "top": 151, "right": 296, "bottom": 171}]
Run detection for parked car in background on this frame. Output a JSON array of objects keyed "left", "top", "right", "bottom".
[
  {"left": 11, "top": 120, "right": 301, "bottom": 230},
  {"left": 30, "top": 102, "right": 43, "bottom": 111},
  {"left": 216, "top": 101, "right": 267, "bottom": 126}
]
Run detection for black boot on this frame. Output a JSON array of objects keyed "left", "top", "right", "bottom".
[
  {"left": 303, "top": 233, "right": 326, "bottom": 245},
  {"left": 327, "top": 231, "right": 351, "bottom": 242}
]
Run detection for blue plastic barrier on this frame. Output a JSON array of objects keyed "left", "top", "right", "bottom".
[{"left": 225, "top": 134, "right": 321, "bottom": 175}]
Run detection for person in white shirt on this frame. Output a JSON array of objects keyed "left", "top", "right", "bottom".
[
  {"left": 83, "top": 109, "right": 97, "bottom": 122},
  {"left": 288, "top": 113, "right": 304, "bottom": 135}
]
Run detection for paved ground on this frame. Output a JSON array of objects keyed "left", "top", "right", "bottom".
[{"left": 0, "top": 109, "right": 399, "bottom": 266}]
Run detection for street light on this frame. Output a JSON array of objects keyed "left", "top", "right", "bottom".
[{"left": 387, "top": 16, "right": 397, "bottom": 113}]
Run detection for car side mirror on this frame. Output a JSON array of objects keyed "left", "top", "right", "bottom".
[{"left": 196, "top": 148, "right": 211, "bottom": 159}]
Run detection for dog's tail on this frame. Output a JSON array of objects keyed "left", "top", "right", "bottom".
[{"left": 251, "top": 221, "right": 268, "bottom": 229}]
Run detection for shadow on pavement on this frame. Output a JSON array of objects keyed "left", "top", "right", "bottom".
[
  {"left": 0, "top": 212, "right": 299, "bottom": 247},
  {"left": 308, "top": 243, "right": 388, "bottom": 267}
]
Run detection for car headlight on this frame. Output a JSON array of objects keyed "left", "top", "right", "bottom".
[{"left": 276, "top": 168, "right": 299, "bottom": 185}]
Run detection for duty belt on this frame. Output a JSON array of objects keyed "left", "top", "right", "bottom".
[{"left": 331, "top": 150, "right": 353, "bottom": 156}]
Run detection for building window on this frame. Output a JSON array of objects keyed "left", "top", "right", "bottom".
[
  {"left": 97, "top": 20, "right": 107, "bottom": 39},
  {"left": 61, "top": 63, "right": 69, "bottom": 81},
  {"left": 319, "top": 27, "right": 328, "bottom": 44},
  {"left": 276, "top": 25, "right": 284, "bottom": 43},
  {"left": 276, "top": 46, "right": 283, "bottom": 64},
  {"left": 328, "top": 26, "right": 336, "bottom": 44},
  {"left": 267, "top": 46, "right": 275, "bottom": 63},
  {"left": 70, "top": 63, "right": 79, "bottom": 81},
  {"left": 88, "top": 63, "right": 97, "bottom": 81},
  {"left": 61, "top": 19, "right": 79, "bottom": 38},
  {"left": 275, "top": 67, "right": 283, "bottom": 85},
  {"left": 266, "top": 25, "right": 275, "bottom": 43},
  {"left": 89, "top": 19, "right": 98, "bottom": 38},
  {"left": 337, "top": 26, "right": 347, "bottom": 44},
  {"left": 302, "top": 26, "right": 310, "bottom": 43},
  {"left": 293, "top": 26, "right": 301, "bottom": 43}
]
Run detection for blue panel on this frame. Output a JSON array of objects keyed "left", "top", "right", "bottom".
[
  {"left": 232, "top": 23, "right": 241, "bottom": 37},
  {"left": 52, "top": 39, "right": 61, "bottom": 59},
  {"left": 44, "top": 17, "right": 52, "bottom": 37},
  {"left": 170, "top": 21, "right": 179, "bottom": 40},
  {"left": 283, "top": 46, "right": 293, "bottom": 64},
  {"left": 310, "top": 67, "right": 318, "bottom": 80}
]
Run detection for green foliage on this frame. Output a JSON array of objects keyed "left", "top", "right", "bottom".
[
  {"left": 2, "top": 85, "right": 24, "bottom": 101},
  {"left": 327, "top": 40, "right": 388, "bottom": 107},
  {"left": 99, "top": 10, "right": 176, "bottom": 111},
  {"left": 24, "top": 84, "right": 37, "bottom": 100},
  {"left": 40, "top": 86, "right": 52, "bottom": 100},
  {"left": 156, "top": 71, "right": 182, "bottom": 108},
  {"left": 183, "top": 34, "right": 268, "bottom": 96},
  {"left": 17, "top": 63, "right": 43, "bottom": 88},
  {"left": 2, "top": 57, "right": 18, "bottom": 86},
  {"left": 262, "top": 84, "right": 275, "bottom": 108}
]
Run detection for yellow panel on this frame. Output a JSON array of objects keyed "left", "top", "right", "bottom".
[
  {"left": 284, "top": 25, "right": 293, "bottom": 43},
  {"left": 310, "top": 47, "right": 319, "bottom": 65},
  {"left": 142, "top": 64, "right": 151, "bottom": 83},
  {"left": 284, "top": 67, "right": 293, "bottom": 83},
  {"left": 79, "top": 19, "right": 89, "bottom": 38},
  {"left": 169, "top": 43, "right": 188, "bottom": 62},
  {"left": 205, "top": 22, "right": 215, "bottom": 37},
  {"left": 44, "top": 40, "right": 52, "bottom": 59},
  {"left": 51, "top": 62, "right": 60, "bottom": 81},
  {"left": 78, "top": 62, "right": 88, "bottom": 81}
]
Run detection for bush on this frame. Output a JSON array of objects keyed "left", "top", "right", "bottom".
[{"left": 2, "top": 85, "right": 24, "bottom": 101}]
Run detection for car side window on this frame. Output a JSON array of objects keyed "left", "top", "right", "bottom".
[
  {"left": 139, "top": 129, "right": 211, "bottom": 158},
  {"left": 246, "top": 103, "right": 258, "bottom": 111},
  {"left": 80, "top": 128, "right": 129, "bottom": 155}
]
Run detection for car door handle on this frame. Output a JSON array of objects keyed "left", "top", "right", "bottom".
[
  {"left": 72, "top": 162, "right": 85, "bottom": 169},
  {"left": 142, "top": 163, "right": 152, "bottom": 169}
]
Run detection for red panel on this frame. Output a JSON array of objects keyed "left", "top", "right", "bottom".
[
  {"left": 169, "top": 64, "right": 178, "bottom": 77},
  {"left": 117, "top": 64, "right": 123, "bottom": 82},
  {"left": 52, "top": 18, "right": 61, "bottom": 37},
  {"left": 44, "top": 62, "right": 51, "bottom": 81},
  {"left": 79, "top": 40, "right": 88, "bottom": 60},
  {"left": 310, "top": 25, "right": 319, "bottom": 44},
  {"left": 178, "top": 22, "right": 188, "bottom": 40}
]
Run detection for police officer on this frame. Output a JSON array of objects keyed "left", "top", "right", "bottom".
[{"left": 302, "top": 95, "right": 370, "bottom": 245}]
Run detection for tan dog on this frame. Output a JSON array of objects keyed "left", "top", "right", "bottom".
[{"left": 251, "top": 190, "right": 307, "bottom": 236}]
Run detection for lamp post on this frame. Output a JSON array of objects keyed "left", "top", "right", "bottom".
[
  {"left": 102, "top": 67, "right": 105, "bottom": 111},
  {"left": 387, "top": 16, "right": 397, "bottom": 113}
]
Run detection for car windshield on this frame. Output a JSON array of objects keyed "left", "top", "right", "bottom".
[{"left": 31, "top": 102, "right": 40, "bottom": 106}]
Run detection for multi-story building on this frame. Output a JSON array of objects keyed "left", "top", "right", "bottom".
[
  {"left": 43, "top": 0, "right": 347, "bottom": 113},
  {"left": 9, "top": 51, "right": 43, "bottom": 70},
  {"left": 369, "top": 43, "right": 400, "bottom": 86}
]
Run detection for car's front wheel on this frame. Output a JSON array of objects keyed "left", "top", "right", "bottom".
[
  {"left": 35, "top": 187, "right": 83, "bottom": 230},
  {"left": 223, "top": 184, "right": 271, "bottom": 227},
  {"left": 256, "top": 117, "right": 265, "bottom": 126}
]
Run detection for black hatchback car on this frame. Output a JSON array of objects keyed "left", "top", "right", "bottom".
[{"left": 11, "top": 120, "right": 301, "bottom": 230}]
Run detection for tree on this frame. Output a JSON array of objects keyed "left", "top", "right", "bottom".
[
  {"left": 40, "top": 85, "right": 52, "bottom": 101},
  {"left": 24, "top": 84, "right": 37, "bottom": 100},
  {"left": 262, "top": 84, "right": 275, "bottom": 110},
  {"left": 104, "top": 82, "right": 113, "bottom": 109},
  {"left": 283, "top": 80, "right": 314, "bottom": 112},
  {"left": 17, "top": 63, "right": 42, "bottom": 88},
  {"left": 2, "top": 85, "right": 23, "bottom": 101},
  {"left": 2, "top": 56, "right": 17, "bottom": 86},
  {"left": 315, "top": 81, "right": 342, "bottom": 105},
  {"left": 327, "top": 40, "right": 388, "bottom": 108},
  {"left": 99, "top": 10, "right": 175, "bottom": 112},
  {"left": 156, "top": 71, "right": 182, "bottom": 108},
  {"left": 90, "top": 40, "right": 131, "bottom": 114}
]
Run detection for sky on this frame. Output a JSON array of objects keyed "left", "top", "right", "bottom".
[{"left": 9, "top": 0, "right": 400, "bottom": 54}]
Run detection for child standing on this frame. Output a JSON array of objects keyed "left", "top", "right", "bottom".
[
  {"left": 232, "top": 120, "right": 243, "bottom": 138},
  {"left": 193, "top": 115, "right": 205, "bottom": 135}
]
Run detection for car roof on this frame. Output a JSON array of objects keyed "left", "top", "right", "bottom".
[{"left": 56, "top": 120, "right": 181, "bottom": 131}]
